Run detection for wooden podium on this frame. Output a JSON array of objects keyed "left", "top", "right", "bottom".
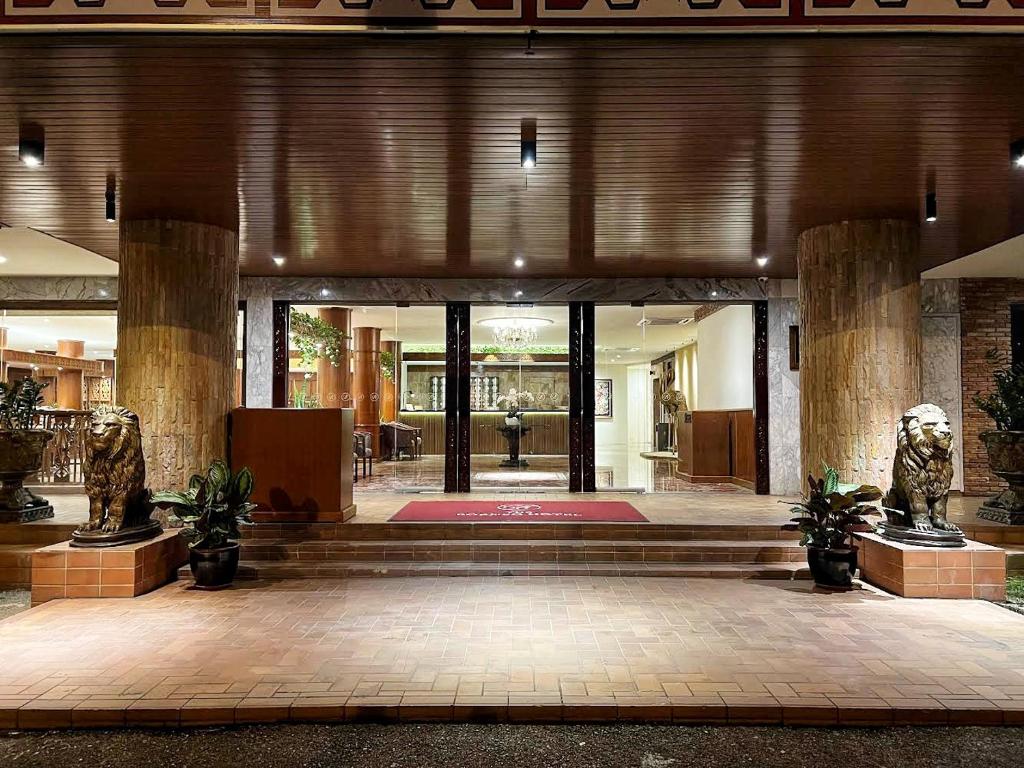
[{"left": 229, "top": 408, "right": 356, "bottom": 522}]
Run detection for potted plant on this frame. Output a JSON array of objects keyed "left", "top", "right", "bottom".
[
  {"left": 153, "top": 460, "right": 256, "bottom": 589},
  {"left": 290, "top": 309, "right": 347, "bottom": 368},
  {"left": 0, "top": 378, "right": 54, "bottom": 522},
  {"left": 784, "top": 464, "right": 882, "bottom": 589},
  {"left": 974, "top": 350, "right": 1024, "bottom": 524}
]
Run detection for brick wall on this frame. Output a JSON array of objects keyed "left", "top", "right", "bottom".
[{"left": 960, "top": 279, "right": 1024, "bottom": 495}]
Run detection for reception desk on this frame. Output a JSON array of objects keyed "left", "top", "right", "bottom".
[
  {"left": 676, "top": 409, "right": 755, "bottom": 490},
  {"left": 398, "top": 411, "right": 569, "bottom": 455},
  {"left": 229, "top": 408, "right": 356, "bottom": 521}
]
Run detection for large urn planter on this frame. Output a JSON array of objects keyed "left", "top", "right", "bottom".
[
  {"left": 189, "top": 542, "right": 241, "bottom": 590},
  {"left": 978, "top": 430, "right": 1024, "bottom": 525},
  {"left": 0, "top": 429, "right": 54, "bottom": 523},
  {"left": 806, "top": 546, "right": 857, "bottom": 589}
]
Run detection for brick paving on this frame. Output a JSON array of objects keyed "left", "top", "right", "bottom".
[{"left": 2, "top": 576, "right": 1024, "bottom": 729}]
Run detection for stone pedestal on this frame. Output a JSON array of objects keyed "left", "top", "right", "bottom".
[
  {"left": 117, "top": 220, "right": 238, "bottom": 491},
  {"left": 316, "top": 307, "right": 353, "bottom": 408},
  {"left": 31, "top": 530, "right": 187, "bottom": 605},
  {"left": 857, "top": 532, "right": 1005, "bottom": 600},
  {"left": 798, "top": 219, "right": 921, "bottom": 490}
]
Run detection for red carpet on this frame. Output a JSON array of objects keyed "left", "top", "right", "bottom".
[{"left": 389, "top": 500, "right": 648, "bottom": 523}]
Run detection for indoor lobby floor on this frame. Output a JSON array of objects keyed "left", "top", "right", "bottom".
[
  {"left": 356, "top": 455, "right": 750, "bottom": 494},
  {"left": 1, "top": 575, "right": 1023, "bottom": 729}
]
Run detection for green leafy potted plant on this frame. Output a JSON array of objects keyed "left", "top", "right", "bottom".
[
  {"left": 153, "top": 460, "right": 256, "bottom": 589},
  {"left": 0, "top": 378, "right": 55, "bottom": 522},
  {"left": 784, "top": 464, "right": 882, "bottom": 588},
  {"left": 380, "top": 349, "right": 396, "bottom": 383},
  {"left": 974, "top": 350, "right": 1024, "bottom": 524},
  {"left": 290, "top": 309, "right": 347, "bottom": 368}
]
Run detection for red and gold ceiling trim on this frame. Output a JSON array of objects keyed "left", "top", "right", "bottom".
[{"left": 4, "top": 0, "right": 1024, "bottom": 29}]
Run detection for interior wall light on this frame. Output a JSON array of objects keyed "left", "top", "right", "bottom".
[
  {"left": 925, "top": 192, "right": 937, "bottom": 223},
  {"left": 105, "top": 179, "right": 116, "bottom": 223},
  {"left": 521, "top": 118, "right": 537, "bottom": 170}
]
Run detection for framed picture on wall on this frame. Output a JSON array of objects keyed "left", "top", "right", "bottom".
[{"left": 595, "top": 379, "right": 613, "bottom": 419}]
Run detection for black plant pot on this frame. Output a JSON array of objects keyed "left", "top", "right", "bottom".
[
  {"left": 806, "top": 546, "right": 857, "bottom": 589},
  {"left": 189, "top": 542, "right": 240, "bottom": 589}
]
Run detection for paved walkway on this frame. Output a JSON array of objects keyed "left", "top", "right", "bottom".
[{"left": 2, "top": 576, "right": 1024, "bottom": 729}]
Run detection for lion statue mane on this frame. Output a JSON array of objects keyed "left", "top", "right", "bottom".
[
  {"left": 78, "top": 406, "right": 152, "bottom": 534},
  {"left": 883, "top": 403, "right": 959, "bottom": 533}
]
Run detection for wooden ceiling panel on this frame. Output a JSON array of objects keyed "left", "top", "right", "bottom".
[{"left": 0, "top": 33, "right": 1022, "bottom": 278}]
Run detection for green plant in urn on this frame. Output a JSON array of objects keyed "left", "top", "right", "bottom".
[{"left": 0, "top": 378, "right": 55, "bottom": 522}]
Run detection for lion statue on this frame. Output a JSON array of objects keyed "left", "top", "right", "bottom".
[
  {"left": 882, "top": 403, "right": 959, "bottom": 533},
  {"left": 77, "top": 406, "right": 152, "bottom": 535}
]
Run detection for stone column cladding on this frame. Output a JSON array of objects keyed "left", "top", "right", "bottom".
[
  {"left": 1, "top": 326, "right": 8, "bottom": 382},
  {"left": 352, "top": 326, "right": 382, "bottom": 456},
  {"left": 117, "top": 220, "right": 239, "bottom": 492},
  {"left": 316, "top": 307, "right": 353, "bottom": 408},
  {"left": 55, "top": 339, "right": 84, "bottom": 409},
  {"left": 960, "top": 279, "right": 1024, "bottom": 495},
  {"left": 798, "top": 219, "right": 921, "bottom": 490}
]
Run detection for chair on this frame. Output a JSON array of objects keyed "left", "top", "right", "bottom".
[
  {"left": 380, "top": 421, "right": 422, "bottom": 461},
  {"left": 353, "top": 431, "right": 373, "bottom": 481}
]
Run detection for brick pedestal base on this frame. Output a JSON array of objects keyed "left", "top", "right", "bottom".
[
  {"left": 857, "top": 532, "right": 1005, "bottom": 600},
  {"left": 31, "top": 530, "right": 187, "bottom": 605}
]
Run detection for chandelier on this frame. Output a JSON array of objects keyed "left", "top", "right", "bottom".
[{"left": 477, "top": 316, "right": 552, "bottom": 351}]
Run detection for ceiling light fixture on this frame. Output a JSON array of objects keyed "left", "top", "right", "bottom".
[
  {"left": 0, "top": 255, "right": 7, "bottom": 265},
  {"left": 521, "top": 118, "right": 537, "bottom": 170},
  {"left": 105, "top": 181, "right": 116, "bottom": 223},
  {"left": 1012, "top": 139, "right": 1024, "bottom": 169},
  {"left": 514, "top": 290, "right": 523, "bottom": 298},
  {"left": 19, "top": 124, "right": 44, "bottom": 168},
  {"left": 755, "top": 255, "right": 769, "bottom": 268},
  {"left": 478, "top": 316, "right": 553, "bottom": 350},
  {"left": 513, "top": 256, "right": 525, "bottom": 268},
  {"left": 273, "top": 256, "right": 285, "bottom": 267},
  {"left": 925, "top": 192, "right": 937, "bottom": 223}
]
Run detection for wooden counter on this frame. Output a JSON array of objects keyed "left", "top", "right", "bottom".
[
  {"left": 399, "top": 411, "right": 569, "bottom": 455},
  {"left": 676, "top": 409, "right": 755, "bottom": 490},
  {"left": 229, "top": 408, "right": 355, "bottom": 521}
]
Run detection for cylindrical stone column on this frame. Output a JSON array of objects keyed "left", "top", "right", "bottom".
[
  {"left": 316, "top": 307, "right": 353, "bottom": 408},
  {"left": 798, "top": 219, "right": 921, "bottom": 491},
  {"left": 56, "top": 339, "right": 85, "bottom": 410},
  {"left": 117, "top": 219, "right": 238, "bottom": 491},
  {"left": 352, "top": 327, "right": 382, "bottom": 456}
]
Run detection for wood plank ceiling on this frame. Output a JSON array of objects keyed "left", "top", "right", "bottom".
[{"left": 0, "top": 32, "right": 1023, "bottom": 279}]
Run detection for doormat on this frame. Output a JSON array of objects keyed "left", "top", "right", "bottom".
[{"left": 389, "top": 500, "right": 648, "bottom": 523}]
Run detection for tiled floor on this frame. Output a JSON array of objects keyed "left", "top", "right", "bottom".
[{"left": 1, "top": 576, "right": 1023, "bottom": 729}]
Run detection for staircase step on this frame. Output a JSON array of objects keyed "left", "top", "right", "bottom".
[
  {"left": 238, "top": 538, "right": 806, "bottom": 564},
  {"left": 0, "top": 543, "right": 40, "bottom": 588},
  {"left": 179, "top": 560, "right": 811, "bottom": 581}
]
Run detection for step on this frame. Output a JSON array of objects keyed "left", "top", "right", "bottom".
[
  {"left": 0, "top": 522, "right": 78, "bottom": 546},
  {"left": 0, "top": 543, "right": 39, "bottom": 588},
  {"left": 243, "top": 521, "right": 800, "bottom": 543},
  {"left": 179, "top": 560, "right": 811, "bottom": 581},
  {"left": 238, "top": 538, "right": 806, "bottom": 565}
]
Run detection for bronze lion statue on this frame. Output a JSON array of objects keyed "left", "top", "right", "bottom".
[
  {"left": 78, "top": 406, "right": 152, "bottom": 534},
  {"left": 883, "top": 403, "right": 959, "bottom": 533}
]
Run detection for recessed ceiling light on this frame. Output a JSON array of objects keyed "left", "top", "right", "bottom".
[
  {"left": 755, "top": 255, "right": 769, "bottom": 268},
  {"left": 711, "top": 291, "right": 718, "bottom": 298},
  {"left": 514, "top": 290, "right": 523, "bottom": 297},
  {"left": 513, "top": 257, "right": 525, "bottom": 268},
  {"left": 0, "top": 255, "right": 7, "bottom": 264},
  {"left": 1012, "top": 139, "right": 1024, "bottom": 168},
  {"left": 273, "top": 256, "right": 285, "bottom": 267},
  {"left": 19, "top": 134, "right": 44, "bottom": 168},
  {"left": 320, "top": 288, "right": 330, "bottom": 298}
]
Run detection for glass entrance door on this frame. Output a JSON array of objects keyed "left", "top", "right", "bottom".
[{"left": 468, "top": 304, "right": 570, "bottom": 491}]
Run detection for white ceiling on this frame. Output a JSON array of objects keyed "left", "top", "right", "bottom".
[
  {"left": 923, "top": 233, "right": 1024, "bottom": 279},
  {"left": 0, "top": 310, "right": 117, "bottom": 356},
  {"left": 0, "top": 227, "right": 117, "bottom": 276}
]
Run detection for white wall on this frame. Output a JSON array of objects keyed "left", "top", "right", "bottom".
[{"left": 695, "top": 304, "right": 754, "bottom": 411}]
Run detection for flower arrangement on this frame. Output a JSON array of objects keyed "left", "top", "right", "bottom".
[{"left": 496, "top": 388, "right": 534, "bottom": 415}]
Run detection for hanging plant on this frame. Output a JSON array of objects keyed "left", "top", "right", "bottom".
[
  {"left": 290, "top": 309, "right": 347, "bottom": 368},
  {"left": 380, "top": 350, "right": 396, "bottom": 382}
]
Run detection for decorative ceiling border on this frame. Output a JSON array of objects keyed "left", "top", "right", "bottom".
[{"left": 3, "top": 0, "right": 1024, "bottom": 29}]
